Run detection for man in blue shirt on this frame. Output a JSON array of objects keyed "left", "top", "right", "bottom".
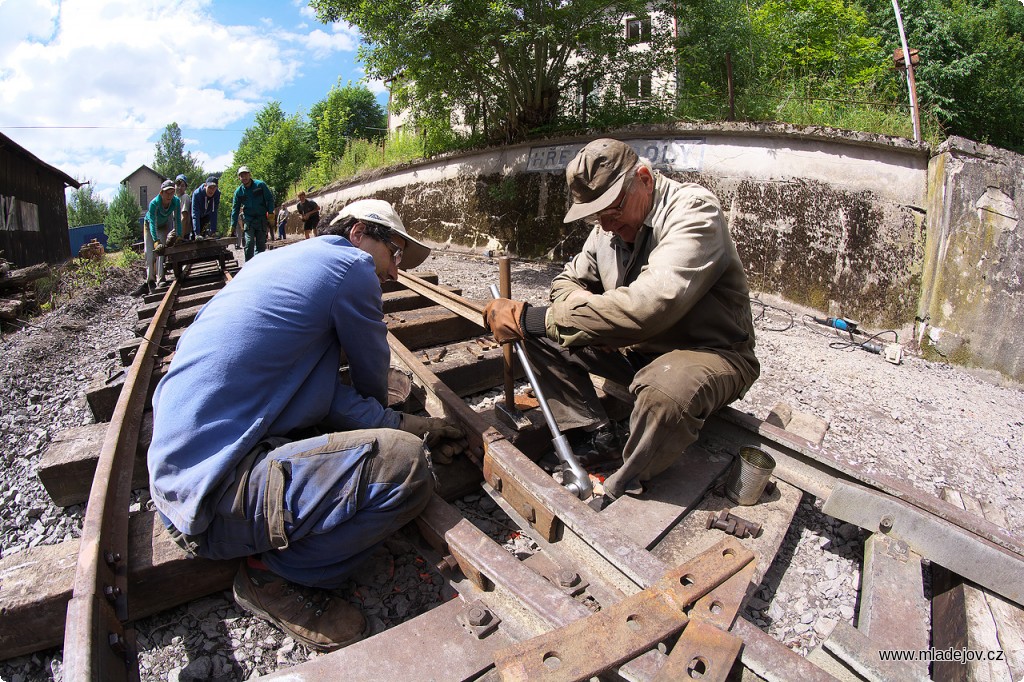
[
  {"left": 191, "top": 176, "right": 220, "bottom": 239},
  {"left": 229, "top": 165, "right": 274, "bottom": 261},
  {"left": 149, "top": 199, "right": 463, "bottom": 651}
]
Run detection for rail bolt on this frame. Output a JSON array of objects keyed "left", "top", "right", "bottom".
[
  {"left": 556, "top": 570, "right": 580, "bottom": 588},
  {"left": 879, "top": 515, "right": 894, "bottom": 533},
  {"left": 467, "top": 605, "right": 490, "bottom": 627},
  {"left": 104, "top": 585, "right": 122, "bottom": 602}
]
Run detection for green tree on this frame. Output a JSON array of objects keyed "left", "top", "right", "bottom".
[
  {"left": 105, "top": 186, "right": 143, "bottom": 250},
  {"left": 862, "top": 0, "right": 1024, "bottom": 151},
  {"left": 220, "top": 102, "right": 314, "bottom": 229},
  {"left": 311, "top": 0, "right": 650, "bottom": 141},
  {"left": 752, "top": 0, "right": 887, "bottom": 89},
  {"left": 67, "top": 182, "right": 109, "bottom": 227},
  {"left": 153, "top": 122, "right": 206, "bottom": 187},
  {"left": 313, "top": 81, "right": 387, "bottom": 172}
]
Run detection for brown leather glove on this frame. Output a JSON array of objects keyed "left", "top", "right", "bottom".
[
  {"left": 399, "top": 414, "right": 467, "bottom": 464},
  {"left": 165, "top": 233, "right": 178, "bottom": 248},
  {"left": 483, "top": 298, "right": 527, "bottom": 344}
]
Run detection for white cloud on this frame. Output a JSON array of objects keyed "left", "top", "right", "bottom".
[
  {"left": 304, "top": 23, "right": 359, "bottom": 58},
  {"left": 0, "top": 0, "right": 303, "bottom": 196}
]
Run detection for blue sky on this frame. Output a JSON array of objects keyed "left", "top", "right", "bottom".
[{"left": 0, "top": 0, "right": 387, "bottom": 200}]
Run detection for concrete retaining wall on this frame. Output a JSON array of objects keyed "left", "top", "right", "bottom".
[
  {"left": 920, "top": 137, "right": 1023, "bottom": 380},
  {"left": 299, "top": 123, "right": 1022, "bottom": 381}
]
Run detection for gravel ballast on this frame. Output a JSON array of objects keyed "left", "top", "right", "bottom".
[{"left": 1, "top": 248, "right": 1020, "bottom": 680}]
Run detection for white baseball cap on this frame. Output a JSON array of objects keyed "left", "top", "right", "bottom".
[{"left": 332, "top": 199, "right": 430, "bottom": 270}]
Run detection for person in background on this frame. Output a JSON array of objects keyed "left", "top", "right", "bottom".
[
  {"left": 483, "top": 138, "right": 759, "bottom": 509},
  {"left": 148, "top": 199, "right": 463, "bottom": 651},
  {"left": 132, "top": 179, "right": 182, "bottom": 296},
  {"left": 277, "top": 207, "right": 289, "bottom": 241},
  {"left": 296, "top": 190, "right": 320, "bottom": 239},
  {"left": 229, "top": 166, "right": 275, "bottom": 261},
  {"left": 175, "top": 174, "right": 194, "bottom": 240},
  {"left": 191, "top": 176, "right": 221, "bottom": 239}
]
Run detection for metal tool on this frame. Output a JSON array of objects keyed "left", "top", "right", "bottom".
[{"left": 488, "top": 284, "right": 593, "bottom": 499}]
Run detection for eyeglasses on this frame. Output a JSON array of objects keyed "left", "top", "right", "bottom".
[
  {"left": 584, "top": 172, "right": 635, "bottom": 226},
  {"left": 384, "top": 240, "right": 403, "bottom": 265}
]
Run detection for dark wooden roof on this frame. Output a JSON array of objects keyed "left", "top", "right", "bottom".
[{"left": 0, "top": 132, "right": 81, "bottom": 188}]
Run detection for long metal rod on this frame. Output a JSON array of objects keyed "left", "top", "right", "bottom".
[
  {"left": 487, "top": 284, "right": 592, "bottom": 499},
  {"left": 891, "top": 0, "right": 922, "bottom": 142}
]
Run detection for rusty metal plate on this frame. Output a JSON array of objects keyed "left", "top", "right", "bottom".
[
  {"left": 484, "top": 453, "right": 559, "bottom": 542},
  {"left": 494, "top": 538, "right": 754, "bottom": 682},
  {"left": 653, "top": 619, "right": 743, "bottom": 682},
  {"left": 689, "top": 559, "right": 756, "bottom": 631}
]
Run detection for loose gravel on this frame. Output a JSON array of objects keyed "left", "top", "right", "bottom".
[{"left": 1, "top": 247, "right": 1021, "bottom": 680}]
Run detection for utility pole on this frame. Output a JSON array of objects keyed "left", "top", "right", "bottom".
[{"left": 891, "top": 0, "right": 922, "bottom": 142}]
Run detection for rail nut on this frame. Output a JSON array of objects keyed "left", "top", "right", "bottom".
[
  {"left": 457, "top": 600, "right": 501, "bottom": 639},
  {"left": 556, "top": 570, "right": 580, "bottom": 588},
  {"left": 467, "top": 606, "right": 490, "bottom": 627},
  {"left": 108, "top": 632, "right": 126, "bottom": 656},
  {"left": 879, "top": 515, "right": 894, "bottom": 533}
]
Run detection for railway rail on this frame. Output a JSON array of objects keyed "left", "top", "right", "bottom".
[{"left": 2, "top": 237, "right": 1022, "bottom": 681}]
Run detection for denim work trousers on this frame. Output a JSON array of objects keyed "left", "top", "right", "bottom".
[
  {"left": 524, "top": 338, "right": 753, "bottom": 498},
  {"left": 198, "top": 428, "right": 432, "bottom": 588},
  {"left": 243, "top": 215, "right": 268, "bottom": 261}
]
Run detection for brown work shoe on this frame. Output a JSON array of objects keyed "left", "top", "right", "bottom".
[{"left": 232, "top": 560, "right": 367, "bottom": 651}]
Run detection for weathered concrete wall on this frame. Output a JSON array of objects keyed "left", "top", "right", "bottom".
[
  {"left": 310, "top": 123, "right": 931, "bottom": 332},
  {"left": 920, "top": 137, "right": 1024, "bottom": 380}
]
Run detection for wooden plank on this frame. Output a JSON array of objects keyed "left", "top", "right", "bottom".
[
  {"left": 932, "top": 489, "right": 1015, "bottom": 682},
  {"left": 36, "top": 414, "right": 152, "bottom": 507},
  {"left": 651, "top": 477, "right": 803, "bottom": 586},
  {"left": 0, "top": 511, "right": 236, "bottom": 661},
  {"left": 0, "top": 262, "right": 49, "bottom": 290},
  {"left": 602, "top": 445, "right": 733, "bottom": 550},
  {"left": 856, "top": 533, "right": 929, "bottom": 679},
  {"left": 824, "top": 621, "right": 928, "bottom": 681}
]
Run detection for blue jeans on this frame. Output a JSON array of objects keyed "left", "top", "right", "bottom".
[{"left": 196, "top": 429, "right": 432, "bottom": 588}]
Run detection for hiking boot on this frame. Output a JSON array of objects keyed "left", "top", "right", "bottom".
[
  {"left": 130, "top": 281, "right": 152, "bottom": 297},
  {"left": 232, "top": 560, "right": 367, "bottom": 652},
  {"left": 571, "top": 423, "right": 628, "bottom": 466}
]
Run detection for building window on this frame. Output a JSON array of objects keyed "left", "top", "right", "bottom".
[
  {"left": 626, "top": 16, "right": 651, "bottom": 44},
  {"left": 139, "top": 185, "right": 148, "bottom": 209},
  {"left": 622, "top": 75, "right": 652, "bottom": 101}
]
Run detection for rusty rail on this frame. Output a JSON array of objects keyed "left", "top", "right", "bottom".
[{"left": 63, "top": 279, "right": 180, "bottom": 681}]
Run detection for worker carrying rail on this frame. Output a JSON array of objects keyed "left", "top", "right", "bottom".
[
  {"left": 484, "top": 138, "right": 760, "bottom": 509},
  {"left": 148, "top": 199, "right": 466, "bottom": 652}
]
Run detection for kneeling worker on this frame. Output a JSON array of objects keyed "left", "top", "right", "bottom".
[
  {"left": 484, "top": 138, "right": 759, "bottom": 507},
  {"left": 149, "top": 199, "right": 464, "bottom": 651}
]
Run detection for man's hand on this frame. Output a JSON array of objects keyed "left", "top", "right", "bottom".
[
  {"left": 165, "top": 233, "right": 178, "bottom": 248},
  {"left": 399, "top": 413, "right": 467, "bottom": 464},
  {"left": 153, "top": 240, "right": 165, "bottom": 255},
  {"left": 483, "top": 298, "right": 527, "bottom": 344}
]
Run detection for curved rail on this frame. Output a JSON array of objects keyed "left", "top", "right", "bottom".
[{"left": 63, "top": 279, "right": 180, "bottom": 681}]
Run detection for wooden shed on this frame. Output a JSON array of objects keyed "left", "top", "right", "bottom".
[{"left": 0, "top": 133, "right": 81, "bottom": 268}]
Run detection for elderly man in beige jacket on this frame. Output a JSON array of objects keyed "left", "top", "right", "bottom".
[{"left": 484, "top": 138, "right": 759, "bottom": 506}]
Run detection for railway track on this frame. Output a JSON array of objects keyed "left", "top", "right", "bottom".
[{"left": 2, "top": 237, "right": 1023, "bottom": 680}]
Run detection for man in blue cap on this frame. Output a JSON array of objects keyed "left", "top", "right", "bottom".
[{"left": 191, "top": 176, "right": 221, "bottom": 239}]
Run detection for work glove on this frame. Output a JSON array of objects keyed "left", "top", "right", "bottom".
[
  {"left": 399, "top": 413, "right": 467, "bottom": 464},
  {"left": 165, "top": 233, "right": 178, "bottom": 248},
  {"left": 483, "top": 298, "right": 528, "bottom": 344},
  {"left": 153, "top": 240, "right": 165, "bottom": 255}
]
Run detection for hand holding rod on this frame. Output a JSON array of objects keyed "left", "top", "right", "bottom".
[{"left": 488, "top": 285, "right": 593, "bottom": 499}]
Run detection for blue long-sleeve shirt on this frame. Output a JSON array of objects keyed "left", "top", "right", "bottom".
[
  {"left": 229, "top": 178, "right": 274, "bottom": 228},
  {"left": 145, "top": 194, "right": 182, "bottom": 242},
  {"left": 191, "top": 184, "right": 220, "bottom": 234},
  {"left": 149, "top": 236, "right": 401, "bottom": 535}
]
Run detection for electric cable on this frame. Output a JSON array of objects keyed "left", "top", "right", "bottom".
[{"left": 749, "top": 297, "right": 795, "bottom": 332}]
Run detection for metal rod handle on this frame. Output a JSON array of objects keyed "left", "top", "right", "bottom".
[{"left": 488, "top": 285, "right": 593, "bottom": 499}]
